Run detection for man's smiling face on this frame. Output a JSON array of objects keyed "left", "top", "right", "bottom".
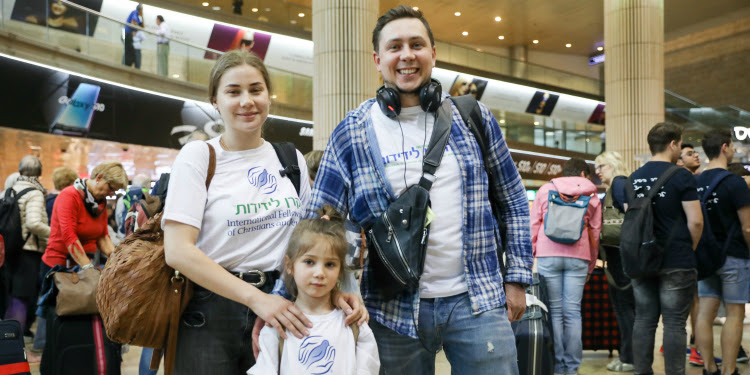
[{"left": 373, "top": 17, "right": 437, "bottom": 96}]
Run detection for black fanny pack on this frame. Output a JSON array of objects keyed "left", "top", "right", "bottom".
[{"left": 366, "top": 100, "right": 453, "bottom": 300}]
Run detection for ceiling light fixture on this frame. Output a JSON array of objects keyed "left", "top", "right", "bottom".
[
  {"left": 534, "top": 121, "right": 540, "bottom": 125},
  {"left": 498, "top": 35, "right": 504, "bottom": 40},
  {"left": 251, "top": 7, "right": 258, "bottom": 12},
  {"left": 597, "top": 46, "right": 603, "bottom": 51},
  {"left": 201, "top": 2, "right": 208, "bottom": 6},
  {"left": 532, "top": 40, "right": 539, "bottom": 44},
  {"left": 290, "top": 20, "right": 297, "bottom": 24},
  {"left": 500, "top": 119, "right": 506, "bottom": 124},
  {"left": 172, "top": 74, "right": 180, "bottom": 78},
  {"left": 271, "top": 95, "right": 277, "bottom": 99},
  {"left": 462, "top": 31, "right": 468, "bottom": 36},
  {"left": 454, "top": 12, "right": 461, "bottom": 16},
  {"left": 212, "top": 6, "right": 220, "bottom": 10},
  {"left": 265, "top": 7, "right": 271, "bottom": 11},
  {"left": 413, "top": 7, "right": 419, "bottom": 11},
  {"left": 494, "top": 16, "right": 501, "bottom": 22},
  {"left": 565, "top": 43, "right": 572, "bottom": 48},
  {"left": 298, "top": 13, "right": 305, "bottom": 17}
]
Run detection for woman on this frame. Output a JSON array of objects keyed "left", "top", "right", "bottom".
[
  {"left": 531, "top": 157, "right": 601, "bottom": 375},
  {"left": 595, "top": 151, "right": 634, "bottom": 372},
  {"left": 162, "top": 50, "right": 365, "bottom": 374},
  {"left": 41, "top": 160, "right": 125, "bottom": 271},
  {"left": 5, "top": 156, "right": 51, "bottom": 363}
]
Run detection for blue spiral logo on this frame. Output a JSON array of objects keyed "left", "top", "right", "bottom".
[
  {"left": 298, "top": 335, "right": 335, "bottom": 374},
  {"left": 247, "top": 167, "right": 277, "bottom": 194}
]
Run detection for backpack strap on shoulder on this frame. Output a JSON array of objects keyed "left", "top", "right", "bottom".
[
  {"left": 701, "top": 170, "right": 732, "bottom": 202},
  {"left": 205, "top": 142, "right": 216, "bottom": 189},
  {"left": 450, "top": 95, "right": 507, "bottom": 276},
  {"left": 271, "top": 142, "right": 301, "bottom": 196}
]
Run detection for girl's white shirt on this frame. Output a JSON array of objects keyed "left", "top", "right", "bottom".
[{"left": 248, "top": 308, "right": 380, "bottom": 375}]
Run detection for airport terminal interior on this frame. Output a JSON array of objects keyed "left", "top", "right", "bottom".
[{"left": 1, "top": 0, "right": 750, "bottom": 374}]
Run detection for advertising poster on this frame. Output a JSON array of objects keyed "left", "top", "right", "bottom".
[
  {"left": 448, "top": 74, "right": 488, "bottom": 100},
  {"left": 204, "top": 24, "right": 272, "bottom": 60},
  {"left": 11, "top": 0, "right": 103, "bottom": 35},
  {"left": 0, "top": 55, "right": 313, "bottom": 152},
  {"left": 525, "top": 91, "right": 560, "bottom": 116}
]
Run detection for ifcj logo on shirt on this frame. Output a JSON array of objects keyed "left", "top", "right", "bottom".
[{"left": 247, "top": 167, "right": 277, "bottom": 194}]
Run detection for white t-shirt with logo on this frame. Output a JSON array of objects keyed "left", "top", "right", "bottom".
[
  {"left": 371, "top": 105, "right": 467, "bottom": 298},
  {"left": 249, "top": 309, "right": 380, "bottom": 375},
  {"left": 163, "top": 138, "right": 311, "bottom": 272}
]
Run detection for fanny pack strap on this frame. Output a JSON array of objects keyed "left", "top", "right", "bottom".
[{"left": 418, "top": 100, "right": 454, "bottom": 191}]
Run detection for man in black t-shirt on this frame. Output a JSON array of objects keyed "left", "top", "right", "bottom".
[
  {"left": 694, "top": 130, "right": 750, "bottom": 375},
  {"left": 624, "top": 122, "right": 703, "bottom": 375}
]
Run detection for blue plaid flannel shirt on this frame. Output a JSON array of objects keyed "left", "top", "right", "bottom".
[{"left": 308, "top": 95, "right": 533, "bottom": 338}]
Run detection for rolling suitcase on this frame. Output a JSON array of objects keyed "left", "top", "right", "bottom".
[
  {"left": 40, "top": 314, "right": 121, "bottom": 375},
  {"left": 512, "top": 273, "right": 555, "bottom": 375},
  {"left": 581, "top": 267, "right": 619, "bottom": 355},
  {"left": 0, "top": 319, "right": 31, "bottom": 375}
]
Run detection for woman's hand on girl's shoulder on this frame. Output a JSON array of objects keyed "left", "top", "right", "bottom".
[
  {"left": 333, "top": 291, "right": 369, "bottom": 326},
  {"left": 251, "top": 293, "right": 312, "bottom": 339}
]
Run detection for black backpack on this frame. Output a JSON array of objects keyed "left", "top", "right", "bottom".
[
  {"left": 620, "top": 165, "right": 682, "bottom": 279},
  {"left": 0, "top": 187, "right": 36, "bottom": 268},
  {"left": 695, "top": 170, "right": 737, "bottom": 280}
]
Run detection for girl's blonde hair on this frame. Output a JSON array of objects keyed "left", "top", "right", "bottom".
[
  {"left": 595, "top": 151, "right": 630, "bottom": 180},
  {"left": 90, "top": 161, "right": 127, "bottom": 190},
  {"left": 282, "top": 205, "right": 348, "bottom": 300}
]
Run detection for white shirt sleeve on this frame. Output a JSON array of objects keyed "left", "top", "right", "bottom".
[
  {"left": 161, "top": 141, "right": 211, "bottom": 230},
  {"left": 247, "top": 326, "right": 280, "bottom": 375},
  {"left": 355, "top": 323, "right": 380, "bottom": 375}
]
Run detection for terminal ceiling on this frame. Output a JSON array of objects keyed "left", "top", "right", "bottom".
[{"left": 183, "top": 0, "right": 750, "bottom": 55}]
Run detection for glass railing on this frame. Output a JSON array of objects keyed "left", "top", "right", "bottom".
[
  {"left": 0, "top": 0, "right": 314, "bottom": 118},
  {"left": 435, "top": 41, "right": 603, "bottom": 97}
]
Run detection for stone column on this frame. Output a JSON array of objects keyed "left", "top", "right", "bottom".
[
  {"left": 604, "top": 0, "right": 664, "bottom": 170},
  {"left": 510, "top": 45, "right": 527, "bottom": 79},
  {"left": 312, "top": 0, "right": 379, "bottom": 149}
]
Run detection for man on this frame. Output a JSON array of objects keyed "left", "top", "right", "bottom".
[
  {"left": 678, "top": 143, "right": 701, "bottom": 174},
  {"left": 308, "top": 6, "right": 532, "bottom": 374},
  {"left": 115, "top": 173, "right": 150, "bottom": 235},
  {"left": 625, "top": 122, "right": 703, "bottom": 375},
  {"left": 694, "top": 130, "right": 750, "bottom": 375},
  {"left": 122, "top": 3, "right": 143, "bottom": 67},
  {"left": 155, "top": 15, "right": 170, "bottom": 77}
]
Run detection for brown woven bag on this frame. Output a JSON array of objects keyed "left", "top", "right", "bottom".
[{"left": 96, "top": 143, "right": 215, "bottom": 375}]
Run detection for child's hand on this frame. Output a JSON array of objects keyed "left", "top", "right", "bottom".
[
  {"left": 252, "top": 294, "right": 312, "bottom": 339},
  {"left": 333, "top": 291, "right": 369, "bottom": 326}
]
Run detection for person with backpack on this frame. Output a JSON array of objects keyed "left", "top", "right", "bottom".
[
  {"left": 114, "top": 173, "right": 150, "bottom": 235},
  {"left": 2, "top": 156, "right": 51, "bottom": 364},
  {"left": 693, "top": 130, "right": 750, "bottom": 375},
  {"left": 161, "top": 50, "right": 365, "bottom": 374},
  {"left": 530, "top": 157, "right": 601, "bottom": 375},
  {"left": 305, "top": 6, "right": 533, "bottom": 373},
  {"left": 623, "top": 122, "right": 703, "bottom": 375},
  {"left": 594, "top": 151, "right": 635, "bottom": 372}
]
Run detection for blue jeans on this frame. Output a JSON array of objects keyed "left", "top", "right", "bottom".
[
  {"left": 537, "top": 256, "right": 589, "bottom": 374},
  {"left": 632, "top": 268, "right": 696, "bottom": 375},
  {"left": 370, "top": 292, "right": 518, "bottom": 375},
  {"left": 139, "top": 347, "right": 157, "bottom": 375}
]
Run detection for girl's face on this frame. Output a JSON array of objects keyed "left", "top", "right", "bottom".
[
  {"left": 287, "top": 237, "right": 341, "bottom": 301},
  {"left": 212, "top": 64, "right": 270, "bottom": 139}
]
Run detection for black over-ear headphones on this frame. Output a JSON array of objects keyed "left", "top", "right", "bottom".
[{"left": 376, "top": 78, "right": 443, "bottom": 119}]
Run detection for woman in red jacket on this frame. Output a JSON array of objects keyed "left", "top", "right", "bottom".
[{"left": 41, "top": 161, "right": 127, "bottom": 273}]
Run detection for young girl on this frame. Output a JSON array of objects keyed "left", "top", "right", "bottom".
[{"left": 248, "top": 206, "right": 380, "bottom": 375}]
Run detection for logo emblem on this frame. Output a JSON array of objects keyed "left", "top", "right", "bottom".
[{"left": 247, "top": 167, "right": 277, "bottom": 194}]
